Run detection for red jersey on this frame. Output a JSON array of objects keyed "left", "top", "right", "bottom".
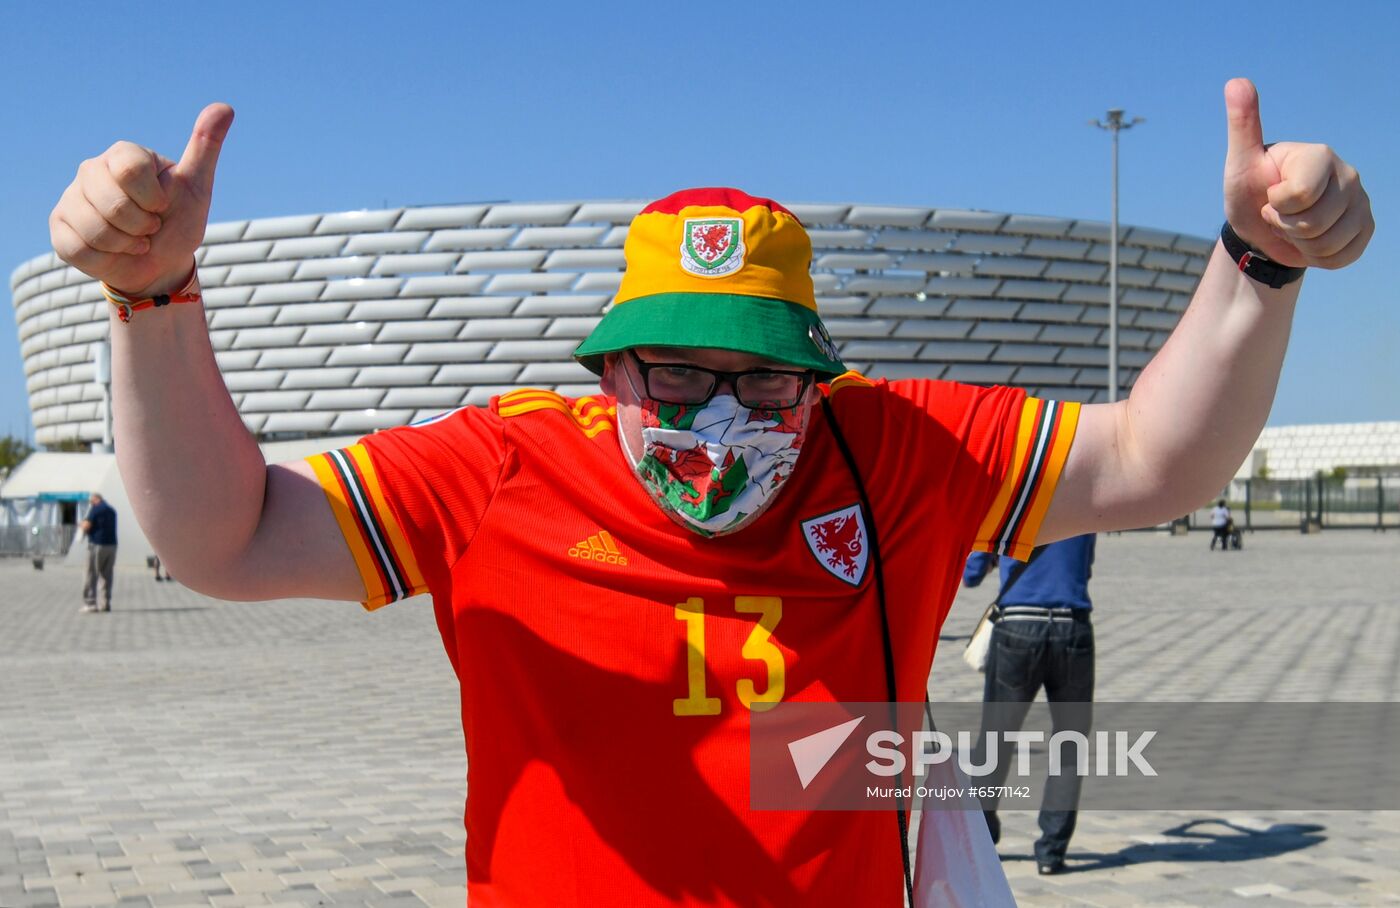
[{"left": 306, "top": 373, "right": 1079, "bottom": 907}]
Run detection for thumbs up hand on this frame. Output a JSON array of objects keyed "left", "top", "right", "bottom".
[
  {"left": 1222, "top": 79, "right": 1372, "bottom": 270},
  {"left": 50, "top": 103, "right": 235, "bottom": 298}
]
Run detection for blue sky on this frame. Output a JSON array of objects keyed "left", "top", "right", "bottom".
[{"left": 2, "top": 1, "right": 1396, "bottom": 441}]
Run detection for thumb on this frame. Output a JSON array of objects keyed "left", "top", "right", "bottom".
[
  {"left": 1223, "top": 77, "right": 1265, "bottom": 169},
  {"left": 176, "top": 102, "right": 235, "bottom": 192}
]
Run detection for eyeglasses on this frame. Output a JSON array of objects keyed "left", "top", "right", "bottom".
[{"left": 627, "top": 350, "right": 814, "bottom": 409}]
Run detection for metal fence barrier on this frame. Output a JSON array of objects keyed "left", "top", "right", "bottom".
[
  {"left": 0, "top": 525, "right": 77, "bottom": 558},
  {"left": 1184, "top": 476, "right": 1399, "bottom": 532}
]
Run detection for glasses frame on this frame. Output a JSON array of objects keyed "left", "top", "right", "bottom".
[{"left": 627, "top": 350, "right": 815, "bottom": 409}]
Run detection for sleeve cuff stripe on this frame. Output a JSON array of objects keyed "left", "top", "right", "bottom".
[
  {"left": 991, "top": 399, "right": 1057, "bottom": 551},
  {"left": 977, "top": 398, "right": 1046, "bottom": 548},
  {"left": 307, "top": 451, "right": 394, "bottom": 609},
  {"left": 979, "top": 399, "right": 1080, "bottom": 557},
  {"left": 1010, "top": 401, "right": 1078, "bottom": 555},
  {"left": 326, "top": 446, "right": 415, "bottom": 605},
  {"left": 345, "top": 445, "right": 427, "bottom": 594},
  {"left": 973, "top": 400, "right": 1036, "bottom": 548}
]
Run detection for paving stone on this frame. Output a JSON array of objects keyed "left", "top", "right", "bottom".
[
  {"left": 146, "top": 894, "right": 218, "bottom": 907},
  {"left": 169, "top": 877, "right": 240, "bottom": 894},
  {"left": 208, "top": 894, "right": 276, "bottom": 908},
  {"left": 370, "top": 877, "right": 437, "bottom": 895},
  {"left": 3, "top": 892, "right": 63, "bottom": 908},
  {"left": 220, "top": 872, "right": 285, "bottom": 895},
  {"left": 51, "top": 887, "right": 120, "bottom": 907},
  {"left": 111, "top": 883, "right": 173, "bottom": 899},
  {"left": 409, "top": 888, "right": 465, "bottom": 908},
  {"left": 134, "top": 866, "right": 195, "bottom": 886},
  {"left": 326, "top": 866, "right": 393, "bottom": 882},
  {"left": 275, "top": 870, "right": 337, "bottom": 887}
]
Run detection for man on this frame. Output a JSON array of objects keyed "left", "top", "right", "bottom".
[
  {"left": 964, "top": 535, "right": 1096, "bottom": 875},
  {"left": 149, "top": 554, "right": 172, "bottom": 582},
  {"left": 1211, "top": 498, "right": 1234, "bottom": 550},
  {"left": 80, "top": 492, "right": 117, "bottom": 612},
  {"left": 48, "top": 80, "right": 1372, "bottom": 905}
]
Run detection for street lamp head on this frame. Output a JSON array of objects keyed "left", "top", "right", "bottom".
[{"left": 1091, "top": 110, "right": 1145, "bottom": 133}]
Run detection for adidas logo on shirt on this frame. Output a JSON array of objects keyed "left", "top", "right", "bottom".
[{"left": 568, "top": 530, "right": 629, "bottom": 566}]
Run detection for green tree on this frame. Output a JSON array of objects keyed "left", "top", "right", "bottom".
[
  {"left": 0, "top": 435, "right": 33, "bottom": 472},
  {"left": 46, "top": 437, "right": 89, "bottom": 453}
]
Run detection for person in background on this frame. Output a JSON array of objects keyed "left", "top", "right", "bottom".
[
  {"left": 149, "top": 554, "right": 173, "bottom": 582},
  {"left": 80, "top": 492, "right": 118, "bottom": 613},
  {"left": 1210, "top": 498, "right": 1233, "bottom": 551},
  {"left": 964, "top": 534, "right": 1096, "bottom": 876}
]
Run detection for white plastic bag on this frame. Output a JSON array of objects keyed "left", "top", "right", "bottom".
[
  {"left": 913, "top": 757, "right": 1018, "bottom": 907},
  {"left": 961, "top": 604, "right": 997, "bottom": 673}
]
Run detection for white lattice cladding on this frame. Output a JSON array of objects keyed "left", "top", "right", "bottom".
[
  {"left": 8, "top": 201, "right": 1213, "bottom": 446},
  {"left": 1246, "top": 422, "right": 1400, "bottom": 479}
]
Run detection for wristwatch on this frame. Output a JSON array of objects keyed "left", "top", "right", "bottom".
[{"left": 1220, "top": 221, "right": 1306, "bottom": 289}]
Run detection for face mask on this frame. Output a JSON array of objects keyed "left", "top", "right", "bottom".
[{"left": 624, "top": 394, "right": 809, "bottom": 537}]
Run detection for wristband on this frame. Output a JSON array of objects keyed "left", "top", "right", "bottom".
[
  {"left": 1220, "top": 222, "right": 1306, "bottom": 289},
  {"left": 101, "top": 265, "right": 202, "bottom": 323}
]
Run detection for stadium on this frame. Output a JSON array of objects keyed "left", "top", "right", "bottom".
[
  {"left": 12, "top": 198, "right": 1400, "bottom": 555},
  {"left": 8, "top": 197, "right": 1276, "bottom": 561},
  {"left": 9, "top": 199, "right": 1209, "bottom": 447}
]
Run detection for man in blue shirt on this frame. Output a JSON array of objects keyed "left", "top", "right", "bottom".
[
  {"left": 80, "top": 493, "right": 118, "bottom": 613},
  {"left": 963, "top": 533, "right": 1096, "bottom": 875}
]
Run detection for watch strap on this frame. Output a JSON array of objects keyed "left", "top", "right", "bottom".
[{"left": 1220, "top": 222, "right": 1306, "bottom": 289}]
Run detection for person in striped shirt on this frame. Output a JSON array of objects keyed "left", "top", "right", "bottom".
[{"left": 48, "top": 78, "right": 1373, "bottom": 906}]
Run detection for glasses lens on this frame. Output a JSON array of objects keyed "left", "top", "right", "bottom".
[
  {"left": 645, "top": 365, "right": 717, "bottom": 404},
  {"left": 736, "top": 372, "right": 804, "bottom": 409}
]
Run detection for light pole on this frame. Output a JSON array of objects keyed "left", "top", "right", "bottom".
[
  {"left": 93, "top": 339, "right": 112, "bottom": 453},
  {"left": 1090, "top": 109, "right": 1144, "bottom": 403}
]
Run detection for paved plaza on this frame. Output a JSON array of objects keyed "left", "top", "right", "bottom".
[{"left": 2, "top": 530, "right": 1398, "bottom": 907}]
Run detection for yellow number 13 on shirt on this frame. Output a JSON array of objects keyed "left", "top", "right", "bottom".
[{"left": 673, "top": 596, "right": 785, "bottom": 716}]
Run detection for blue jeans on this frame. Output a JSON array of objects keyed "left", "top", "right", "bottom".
[{"left": 973, "top": 610, "right": 1094, "bottom": 863}]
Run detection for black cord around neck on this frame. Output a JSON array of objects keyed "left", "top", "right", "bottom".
[{"left": 820, "top": 396, "right": 913, "bottom": 905}]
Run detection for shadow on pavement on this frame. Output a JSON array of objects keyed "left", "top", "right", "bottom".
[{"left": 1003, "top": 818, "right": 1326, "bottom": 874}]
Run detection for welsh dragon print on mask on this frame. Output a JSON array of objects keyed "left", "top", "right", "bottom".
[{"left": 626, "top": 395, "right": 809, "bottom": 537}]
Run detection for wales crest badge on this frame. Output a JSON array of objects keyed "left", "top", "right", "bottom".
[{"left": 680, "top": 218, "right": 745, "bottom": 277}]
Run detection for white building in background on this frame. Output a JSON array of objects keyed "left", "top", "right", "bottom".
[
  {"left": 1240, "top": 422, "right": 1400, "bottom": 480},
  {"left": 9, "top": 199, "right": 1210, "bottom": 447},
  {"left": 8, "top": 198, "right": 1395, "bottom": 550}
]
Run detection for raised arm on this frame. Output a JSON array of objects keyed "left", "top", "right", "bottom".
[
  {"left": 1040, "top": 79, "right": 1374, "bottom": 540},
  {"left": 49, "top": 104, "right": 364, "bottom": 602}
]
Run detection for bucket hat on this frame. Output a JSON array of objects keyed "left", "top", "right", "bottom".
[{"left": 573, "top": 187, "right": 845, "bottom": 377}]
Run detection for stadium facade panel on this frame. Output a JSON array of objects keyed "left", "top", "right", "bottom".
[
  {"left": 9, "top": 201, "right": 1212, "bottom": 446},
  {"left": 1246, "top": 422, "right": 1400, "bottom": 480}
]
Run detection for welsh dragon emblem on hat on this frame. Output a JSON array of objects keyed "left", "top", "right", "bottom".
[{"left": 681, "top": 218, "right": 745, "bottom": 277}]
